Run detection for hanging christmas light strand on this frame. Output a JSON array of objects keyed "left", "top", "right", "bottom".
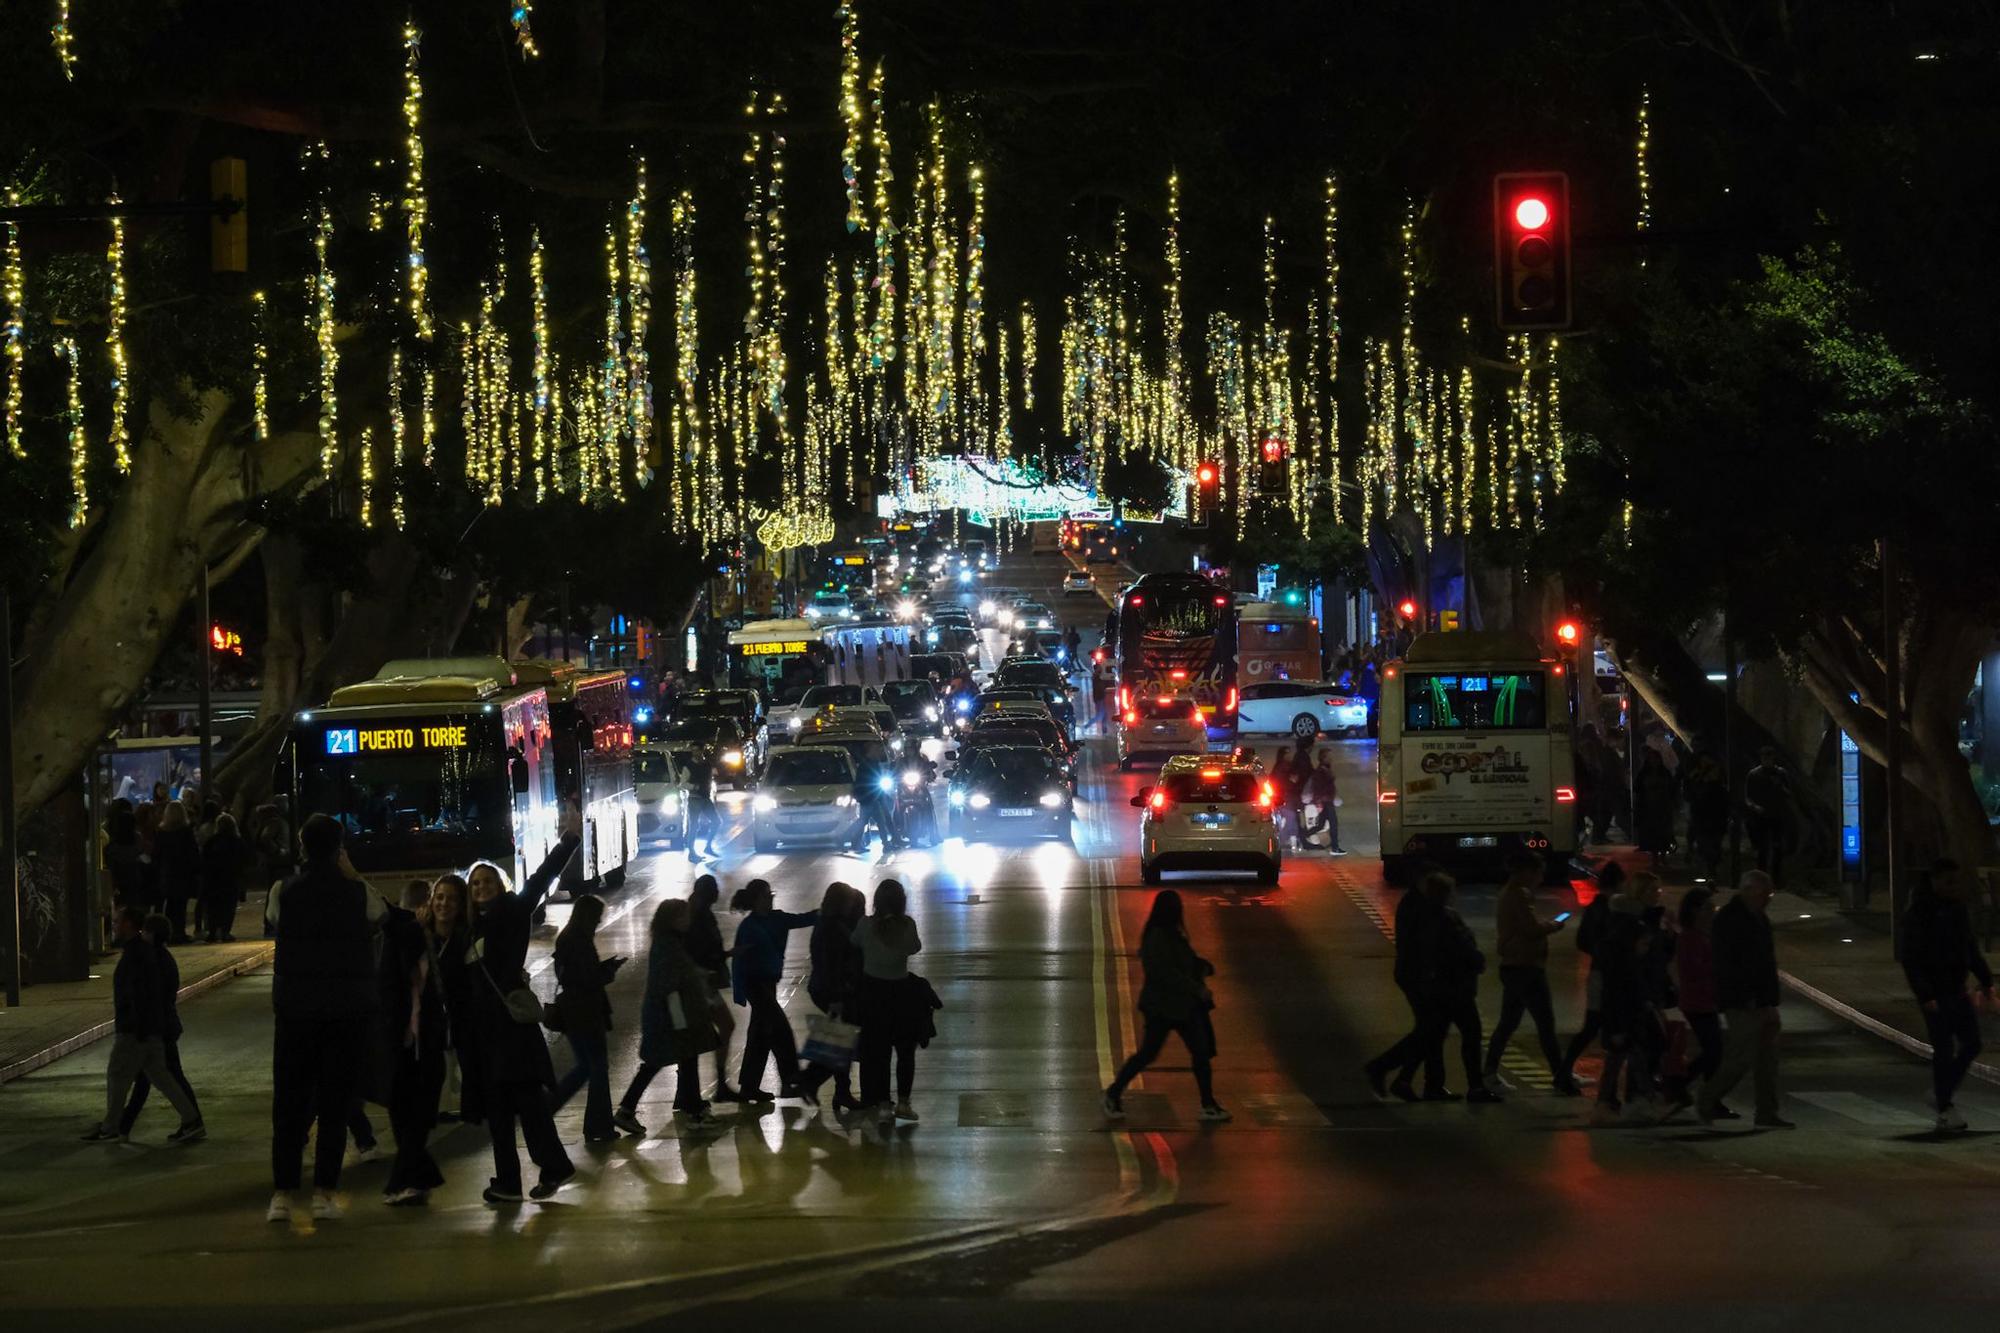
[
  {"left": 838, "top": 1, "right": 865, "bottom": 233},
  {"left": 52, "top": 0, "right": 76, "bottom": 79},
  {"left": 402, "top": 22, "right": 432, "bottom": 339},
  {"left": 388, "top": 346, "right": 406, "bottom": 527},
  {"left": 624, "top": 157, "right": 652, "bottom": 461},
  {"left": 529, "top": 225, "right": 551, "bottom": 502},
  {"left": 104, "top": 196, "right": 131, "bottom": 472},
  {"left": 60, "top": 337, "right": 85, "bottom": 524},
  {"left": 251, "top": 290, "right": 269, "bottom": 444},
  {"left": 4, "top": 193, "right": 23, "bottom": 458},
  {"left": 312, "top": 194, "right": 339, "bottom": 479},
  {"left": 510, "top": 1, "right": 539, "bottom": 58}
]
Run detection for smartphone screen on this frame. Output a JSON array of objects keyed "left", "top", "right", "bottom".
[{"left": 1553, "top": 911, "right": 1573, "bottom": 923}]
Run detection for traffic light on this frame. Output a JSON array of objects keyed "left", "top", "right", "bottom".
[
  {"left": 1195, "top": 460, "right": 1220, "bottom": 491},
  {"left": 1554, "top": 619, "right": 1582, "bottom": 649},
  {"left": 1260, "top": 437, "right": 1286, "bottom": 463},
  {"left": 1397, "top": 598, "right": 1419, "bottom": 621},
  {"left": 1493, "top": 171, "right": 1570, "bottom": 330}
]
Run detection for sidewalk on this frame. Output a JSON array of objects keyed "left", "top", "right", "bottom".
[
  {"left": 0, "top": 897, "right": 275, "bottom": 1085},
  {"left": 1580, "top": 842, "right": 2000, "bottom": 1086}
]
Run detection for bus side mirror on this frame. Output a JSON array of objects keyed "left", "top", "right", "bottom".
[{"left": 510, "top": 757, "right": 531, "bottom": 795}]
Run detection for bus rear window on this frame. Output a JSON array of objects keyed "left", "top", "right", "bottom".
[{"left": 1403, "top": 672, "right": 1547, "bottom": 731}]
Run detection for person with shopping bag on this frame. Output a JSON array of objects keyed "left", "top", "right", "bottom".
[
  {"left": 616, "top": 898, "right": 721, "bottom": 1134},
  {"left": 852, "top": 879, "right": 924, "bottom": 1124},
  {"left": 797, "top": 883, "right": 866, "bottom": 1113}
]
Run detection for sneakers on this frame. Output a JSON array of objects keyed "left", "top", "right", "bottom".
[
  {"left": 309, "top": 1192, "right": 344, "bottom": 1221},
  {"left": 1465, "top": 1085, "right": 1504, "bottom": 1105},
  {"left": 265, "top": 1192, "right": 292, "bottom": 1223},
  {"left": 382, "top": 1188, "right": 429, "bottom": 1207},
  {"left": 831, "top": 1090, "right": 861, "bottom": 1115},
  {"left": 482, "top": 1180, "right": 524, "bottom": 1205},
  {"left": 740, "top": 1087, "right": 776, "bottom": 1105},
  {"left": 529, "top": 1164, "right": 577, "bottom": 1201},
  {"left": 893, "top": 1101, "right": 919, "bottom": 1122},
  {"left": 1552, "top": 1077, "right": 1586, "bottom": 1097},
  {"left": 612, "top": 1107, "right": 647, "bottom": 1136},
  {"left": 79, "top": 1125, "right": 125, "bottom": 1143},
  {"left": 1482, "top": 1069, "right": 1516, "bottom": 1092},
  {"left": 1388, "top": 1078, "right": 1420, "bottom": 1104},
  {"left": 1102, "top": 1089, "right": 1126, "bottom": 1119},
  {"left": 680, "top": 1108, "right": 717, "bottom": 1129},
  {"left": 1937, "top": 1105, "right": 1969, "bottom": 1133},
  {"left": 1420, "top": 1087, "right": 1463, "bottom": 1103},
  {"left": 167, "top": 1120, "right": 206, "bottom": 1145},
  {"left": 349, "top": 1141, "right": 385, "bottom": 1164},
  {"left": 711, "top": 1084, "right": 745, "bottom": 1104},
  {"left": 1198, "top": 1103, "right": 1233, "bottom": 1123}
]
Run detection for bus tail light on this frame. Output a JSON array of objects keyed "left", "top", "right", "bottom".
[
  {"left": 1555, "top": 786, "right": 1576, "bottom": 803},
  {"left": 1224, "top": 687, "right": 1238, "bottom": 713},
  {"left": 1378, "top": 790, "right": 1399, "bottom": 804}
]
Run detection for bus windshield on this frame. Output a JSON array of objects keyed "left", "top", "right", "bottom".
[
  {"left": 1245, "top": 621, "right": 1316, "bottom": 650},
  {"left": 298, "top": 725, "right": 513, "bottom": 870},
  {"left": 1402, "top": 671, "right": 1548, "bottom": 731}
]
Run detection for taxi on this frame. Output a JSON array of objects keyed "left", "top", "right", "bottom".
[{"left": 1131, "top": 755, "right": 1282, "bottom": 886}]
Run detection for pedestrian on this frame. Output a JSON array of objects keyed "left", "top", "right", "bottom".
[
  {"left": 617, "top": 898, "right": 722, "bottom": 1134},
  {"left": 1670, "top": 886, "right": 1724, "bottom": 1114},
  {"left": 1683, "top": 755, "right": 1730, "bottom": 883},
  {"left": 1901, "top": 860, "right": 1993, "bottom": 1132},
  {"left": 102, "top": 799, "right": 145, "bottom": 910},
  {"left": 1742, "top": 747, "right": 1790, "bottom": 885},
  {"left": 199, "top": 812, "right": 250, "bottom": 943},
  {"left": 685, "top": 746, "right": 719, "bottom": 860},
  {"left": 852, "top": 879, "right": 924, "bottom": 1124},
  {"left": 253, "top": 800, "right": 293, "bottom": 890},
  {"left": 1102, "top": 889, "right": 1231, "bottom": 1123},
  {"left": 154, "top": 801, "right": 201, "bottom": 945},
  {"left": 380, "top": 881, "right": 446, "bottom": 1205},
  {"left": 113, "top": 912, "right": 204, "bottom": 1140},
  {"left": 684, "top": 875, "right": 741, "bottom": 1102},
  {"left": 464, "top": 813, "right": 584, "bottom": 1203},
  {"left": 1697, "top": 870, "right": 1792, "bottom": 1129},
  {"left": 83, "top": 906, "right": 204, "bottom": 1146},
  {"left": 1363, "top": 872, "right": 1447, "bottom": 1101},
  {"left": 135, "top": 782, "right": 169, "bottom": 911},
  {"left": 1483, "top": 851, "right": 1582, "bottom": 1095},
  {"left": 422, "top": 873, "right": 479, "bottom": 1126},
  {"left": 549, "top": 894, "right": 626, "bottom": 1143},
  {"left": 264, "top": 814, "right": 384, "bottom": 1223},
  {"left": 1285, "top": 745, "right": 1313, "bottom": 848},
  {"left": 730, "top": 879, "right": 819, "bottom": 1102},
  {"left": 798, "top": 882, "right": 865, "bottom": 1113},
  {"left": 1591, "top": 870, "right": 1665, "bottom": 1125},
  {"left": 1424, "top": 873, "right": 1504, "bottom": 1104},
  {"left": 1633, "top": 749, "right": 1678, "bottom": 869},
  {"left": 1270, "top": 746, "right": 1295, "bottom": 849},
  {"left": 1301, "top": 752, "right": 1345, "bottom": 854},
  {"left": 1559, "top": 860, "right": 1627, "bottom": 1085}
]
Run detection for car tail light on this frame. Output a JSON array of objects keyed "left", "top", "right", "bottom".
[
  {"left": 1224, "top": 686, "right": 1238, "bottom": 713},
  {"left": 1256, "top": 781, "right": 1276, "bottom": 810},
  {"left": 1148, "top": 789, "right": 1170, "bottom": 813},
  {"left": 1123, "top": 709, "right": 1138, "bottom": 725},
  {"left": 1555, "top": 786, "right": 1576, "bottom": 803},
  {"left": 1379, "top": 790, "right": 1398, "bottom": 804},
  {"left": 1325, "top": 696, "right": 1351, "bottom": 708},
  {"left": 1118, "top": 686, "right": 1129, "bottom": 711}
]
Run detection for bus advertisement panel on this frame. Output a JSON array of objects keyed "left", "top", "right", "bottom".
[
  {"left": 1237, "top": 602, "right": 1323, "bottom": 684},
  {"left": 1115, "top": 574, "right": 1240, "bottom": 735}
]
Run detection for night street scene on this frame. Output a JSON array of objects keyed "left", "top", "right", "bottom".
[{"left": 4, "top": 2, "right": 2000, "bottom": 1328}]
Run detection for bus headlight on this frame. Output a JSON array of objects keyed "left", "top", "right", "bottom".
[
  {"left": 968, "top": 792, "right": 992, "bottom": 810},
  {"left": 753, "top": 794, "right": 778, "bottom": 812},
  {"left": 1039, "top": 791, "right": 1066, "bottom": 809}
]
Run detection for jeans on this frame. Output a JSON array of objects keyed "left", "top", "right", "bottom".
[
  {"left": 620, "top": 1055, "right": 705, "bottom": 1113},
  {"left": 857, "top": 975, "right": 918, "bottom": 1106},
  {"left": 1485, "top": 965, "right": 1565, "bottom": 1077},
  {"left": 1561, "top": 1005, "right": 1604, "bottom": 1078},
  {"left": 1108, "top": 1012, "right": 1215, "bottom": 1106},
  {"left": 551, "top": 1029, "right": 614, "bottom": 1138},
  {"left": 1699, "top": 1006, "right": 1781, "bottom": 1120},
  {"left": 385, "top": 1046, "right": 446, "bottom": 1194},
  {"left": 1921, "top": 994, "right": 1982, "bottom": 1112},
  {"left": 1367, "top": 985, "right": 1446, "bottom": 1091},
  {"left": 1747, "top": 819, "right": 1784, "bottom": 885},
  {"left": 737, "top": 977, "right": 800, "bottom": 1093},
  {"left": 271, "top": 1017, "right": 366, "bottom": 1191},
  {"left": 1680, "top": 1010, "right": 1724, "bottom": 1092},
  {"left": 105, "top": 1033, "right": 197, "bottom": 1134},
  {"left": 118, "top": 1035, "right": 201, "bottom": 1134},
  {"left": 484, "top": 1079, "right": 571, "bottom": 1193},
  {"left": 1416, "top": 991, "right": 1484, "bottom": 1089}
]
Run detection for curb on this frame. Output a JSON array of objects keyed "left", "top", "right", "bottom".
[
  {"left": 0, "top": 942, "right": 276, "bottom": 1086},
  {"left": 1779, "top": 967, "right": 2000, "bottom": 1089}
]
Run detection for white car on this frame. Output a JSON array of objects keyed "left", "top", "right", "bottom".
[
  {"left": 1133, "top": 755, "right": 1281, "bottom": 886},
  {"left": 803, "top": 589, "right": 857, "bottom": 622},
  {"left": 1063, "top": 570, "right": 1095, "bottom": 595},
  {"left": 632, "top": 745, "right": 693, "bottom": 847},
  {"left": 751, "top": 746, "right": 861, "bottom": 852},
  {"left": 1117, "top": 692, "right": 1210, "bottom": 771},
  {"left": 770, "top": 683, "right": 882, "bottom": 738},
  {"left": 1236, "top": 681, "right": 1369, "bottom": 741},
  {"left": 1011, "top": 600, "right": 1056, "bottom": 632}
]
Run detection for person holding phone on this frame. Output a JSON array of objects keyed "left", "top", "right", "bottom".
[{"left": 1483, "top": 850, "right": 1581, "bottom": 1094}]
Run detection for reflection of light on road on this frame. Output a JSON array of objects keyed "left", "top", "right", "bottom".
[
  {"left": 936, "top": 837, "right": 1001, "bottom": 892},
  {"left": 715, "top": 790, "right": 751, "bottom": 808},
  {"left": 758, "top": 1112, "right": 788, "bottom": 1154},
  {"left": 1031, "top": 841, "right": 1075, "bottom": 893},
  {"left": 891, "top": 848, "right": 935, "bottom": 879}
]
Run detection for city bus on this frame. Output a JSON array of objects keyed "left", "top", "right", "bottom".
[
  {"left": 1114, "top": 573, "right": 1240, "bottom": 740},
  {"left": 513, "top": 660, "right": 639, "bottom": 889},
  {"left": 292, "top": 661, "right": 560, "bottom": 898},
  {"left": 727, "top": 618, "right": 833, "bottom": 706},
  {"left": 1376, "top": 630, "right": 1576, "bottom": 883},
  {"left": 1237, "top": 601, "right": 1324, "bottom": 684}
]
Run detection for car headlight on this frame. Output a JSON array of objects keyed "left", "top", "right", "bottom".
[
  {"left": 949, "top": 789, "right": 966, "bottom": 808},
  {"left": 979, "top": 600, "right": 995, "bottom": 616},
  {"left": 968, "top": 792, "right": 992, "bottom": 809},
  {"left": 958, "top": 570, "right": 972, "bottom": 584},
  {"left": 897, "top": 600, "right": 915, "bottom": 618},
  {"left": 924, "top": 705, "right": 939, "bottom": 721},
  {"left": 890, "top": 736, "right": 905, "bottom": 752},
  {"left": 753, "top": 794, "right": 778, "bottom": 812},
  {"left": 876, "top": 774, "right": 895, "bottom": 793},
  {"left": 787, "top": 716, "right": 804, "bottom": 731},
  {"left": 659, "top": 794, "right": 680, "bottom": 814},
  {"left": 955, "top": 698, "right": 972, "bottom": 714},
  {"left": 720, "top": 749, "right": 744, "bottom": 768},
  {"left": 835, "top": 794, "right": 856, "bottom": 808},
  {"left": 1039, "top": 790, "right": 1066, "bottom": 809},
  {"left": 901, "top": 769, "right": 922, "bottom": 789}
]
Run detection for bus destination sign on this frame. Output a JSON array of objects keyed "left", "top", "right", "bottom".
[
  {"left": 739, "top": 640, "right": 811, "bottom": 657},
  {"left": 324, "top": 723, "right": 470, "bottom": 755}
]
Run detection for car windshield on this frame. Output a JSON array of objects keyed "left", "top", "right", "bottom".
[
  {"left": 1138, "top": 696, "right": 1199, "bottom": 720},
  {"left": 976, "top": 716, "right": 1060, "bottom": 747},
  {"left": 998, "top": 663, "right": 1065, "bottom": 690},
  {"left": 882, "top": 681, "right": 934, "bottom": 706},
  {"left": 907, "top": 656, "right": 954, "bottom": 678},
  {"left": 661, "top": 719, "right": 741, "bottom": 743},
  {"left": 963, "top": 749, "right": 1059, "bottom": 785},
  {"left": 963, "top": 728, "right": 1043, "bottom": 750},
  {"left": 805, "top": 738, "right": 890, "bottom": 770},
  {"left": 765, "top": 751, "right": 853, "bottom": 786},
  {"left": 678, "top": 695, "right": 743, "bottom": 717},
  {"left": 633, "top": 751, "right": 680, "bottom": 784},
  {"left": 1164, "top": 771, "right": 1262, "bottom": 803},
  {"left": 802, "top": 684, "right": 865, "bottom": 708}
]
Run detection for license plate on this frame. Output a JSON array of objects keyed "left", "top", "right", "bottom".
[
  {"left": 999, "top": 807, "right": 1036, "bottom": 817},
  {"left": 1457, "top": 835, "right": 1498, "bottom": 848},
  {"left": 1151, "top": 725, "right": 1175, "bottom": 735},
  {"left": 1193, "top": 812, "right": 1233, "bottom": 828}
]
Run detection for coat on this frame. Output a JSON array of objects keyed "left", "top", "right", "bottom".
[
  {"left": 1391, "top": 889, "right": 1441, "bottom": 994},
  {"left": 551, "top": 928, "right": 619, "bottom": 1035},
  {"left": 1902, "top": 894, "right": 1994, "bottom": 1006},
  {"left": 464, "top": 834, "right": 578, "bottom": 1087},
  {"left": 1713, "top": 895, "right": 1780, "bottom": 1010},
  {"left": 1594, "top": 902, "right": 1649, "bottom": 1033},
  {"left": 112, "top": 934, "right": 164, "bottom": 1037},
  {"left": 638, "top": 931, "right": 720, "bottom": 1066},
  {"left": 807, "top": 916, "right": 863, "bottom": 1014},
  {"left": 730, "top": 908, "right": 817, "bottom": 1005},
  {"left": 1432, "top": 908, "right": 1486, "bottom": 999},
  {"left": 155, "top": 826, "right": 201, "bottom": 898},
  {"left": 1495, "top": 882, "right": 1559, "bottom": 969},
  {"left": 1136, "top": 926, "right": 1213, "bottom": 1025}
]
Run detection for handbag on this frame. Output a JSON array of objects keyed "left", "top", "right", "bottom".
[
  {"left": 801, "top": 1013, "right": 861, "bottom": 1070},
  {"left": 477, "top": 957, "right": 547, "bottom": 1027}
]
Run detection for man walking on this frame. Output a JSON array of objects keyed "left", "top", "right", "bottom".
[
  {"left": 1901, "top": 861, "right": 1993, "bottom": 1132},
  {"left": 1484, "top": 851, "right": 1582, "bottom": 1095},
  {"left": 266, "top": 814, "right": 385, "bottom": 1222},
  {"left": 1697, "top": 870, "right": 1791, "bottom": 1129},
  {"left": 1302, "top": 751, "right": 1345, "bottom": 854},
  {"left": 1363, "top": 874, "right": 1445, "bottom": 1101},
  {"left": 81, "top": 906, "right": 203, "bottom": 1144}
]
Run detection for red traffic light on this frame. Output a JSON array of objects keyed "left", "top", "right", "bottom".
[
  {"left": 1493, "top": 171, "right": 1571, "bottom": 331},
  {"left": 1195, "top": 460, "right": 1219, "bottom": 486},
  {"left": 1554, "top": 620, "right": 1582, "bottom": 648},
  {"left": 1512, "top": 196, "right": 1550, "bottom": 231},
  {"left": 1260, "top": 437, "right": 1286, "bottom": 463},
  {"left": 1397, "top": 599, "right": 1419, "bottom": 620}
]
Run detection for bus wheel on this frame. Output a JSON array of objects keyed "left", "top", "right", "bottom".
[{"left": 1291, "top": 714, "right": 1321, "bottom": 741}]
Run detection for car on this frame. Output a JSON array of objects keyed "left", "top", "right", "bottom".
[
  {"left": 632, "top": 744, "right": 694, "bottom": 847},
  {"left": 1010, "top": 600, "right": 1056, "bottom": 632},
  {"left": 981, "top": 681, "right": 1075, "bottom": 737},
  {"left": 771, "top": 682, "right": 882, "bottom": 737},
  {"left": 751, "top": 746, "right": 862, "bottom": 852},
  {"left": 673, "top": 688, "right": 765, "bottom": 738},
  {"left": 976, "top": 587, "right": 1022, "bottom": 627},
  {"left": 1117, "top": 692, "right": 1210, "bottom": 771},
  {"left": 1063, "top": 570, "right": 1096, "bottom": 595},
  {"left": 800, "top": 705, "right": 904, "bottom": 753},
  {"left": 804, "top": 589, "right": 856, "bottom": 621},
  {"left": 880, "top": 678, "right": 944, "bottom": 736},
  {"left": 965, "top": 693, "right": 1056, "bottom": 733},
  {"left": 1133, "top": 755, "right": 1281, "bottom": 885},
  {"left": 963, "top": 713, "right": 1077, "bottom": 788},
  {"left": 947, "top": 746, "right": 1074, "bottom": 842},
  {"left": 651, "top": 717, "right": 753, "bottom": 788},
  {"left": 1235, "top": 680, "right": 1370, "bottom": 740},
  {"left": 907, "top": 652, "right": 960, "bottom": 683}
]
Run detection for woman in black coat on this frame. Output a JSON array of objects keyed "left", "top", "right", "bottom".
[
  {"left": 380, "top": 881, "right": 447, "bottom": 1205},
  {"left": 549, "top": 894, "right": 624, "bottom": 1143},
  {"left": 464, "top": 814, "right": 580, "bottom": 1205},
  {"left": 153, "top": 803, "right": 201, "bottom": 945},
  {"left": 198, "top": 813, "right": 250, "bottom": 943}
]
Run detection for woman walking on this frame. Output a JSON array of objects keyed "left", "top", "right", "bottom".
[
  {"left": 463, "top": 815, "right": 581, "bottom": 1204},
  {"left": 1669, "top": 886, "right": 1724, "bottom": 1116},
  {"left": 1102, "top": 890, "right": 1231, "bottom": 1123},
  {"left": 800, "top": 883, "right": 865, "bottom": 1112},
  {"left": 852, "top": 880, "right": 923, "bottom": 1123},
  {"left": 549, "top": 894, "right": 625, "bottom": 1143},
  {"left": 154, "top": 802, "right": 201, "bottom": 945},
  {"left": 616, "top": 898, "right": 721, "bottom": 1134},
  {"left": 380, "top": 881, "right": 446, "bottom": 1205},
  {"left": 685, "top": 875, "right": 740, "bottom": 1102},
  {"left": 199, "top": 813, "right": 250, "bottom": 943},
  {"left": 1592, "top": 871, "right": 1665, "bottom": 1125},
  {"left": 730, "top": 880, "right": 818, "bottom": 1102}
]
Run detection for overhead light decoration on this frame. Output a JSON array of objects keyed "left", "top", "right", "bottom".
[
  {"left": 866, "top": 60, "right": 895, "bottom": 375},
  {"left": 510, "top": 0, "right": 539, "bottom": 58},
  {"left": 312, "top": 187, "right": 339, "bottom": 480},
  {"left": 59, "top": 336, "right": 85, "bottom": 525},
  {"left": 420, "top": 366, "right": 436, "bottom": 469},
  {"left": 251, "top": 291, "right": 269, "bottom": 444},
  {"left": 1018, "top": 301, "right": 1036, "bottom": 413},
  {"left": 669, "top": 189, "right": 704, "bottom": 534},
  {"left": 529, "top": 225, "right": 551, "bottom": 502},
  {"left": 402, "top": 22, "right": 432, "bottom": 340},
  {"left": 624, "top": 157, "right": 652, "bottom": 461},
  {"left": 837, "top": 1, "right": 865, "bottom": 233},
  {"left": 52, "top": 0, "right": 75, "bottom": 79},
  {"left": 104, "top": 196, "right": 130, "bottom": 472},
  {"left": 1323, "top": 173, "right": 1341, "bottom": 527},
  {"left": 599, "top": 217, "right": 625, "bottom": 502},
  {"left": 357, "top": 424, "right": 375, "bottom": 527},
  {"left": 4, "top": 191, "right": 23, "bottom": 458},
  {"left": 387, "top": 346, "right": 406, "bottom": 528}
]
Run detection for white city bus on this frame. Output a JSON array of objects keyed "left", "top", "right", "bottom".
[{"left": 1376, "top": 630, "right": 1576, "bottom": 883}]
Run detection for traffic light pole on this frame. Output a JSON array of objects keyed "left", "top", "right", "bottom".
[{"left": 198, "top": 568, "right": 213, "bottom": 803}]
